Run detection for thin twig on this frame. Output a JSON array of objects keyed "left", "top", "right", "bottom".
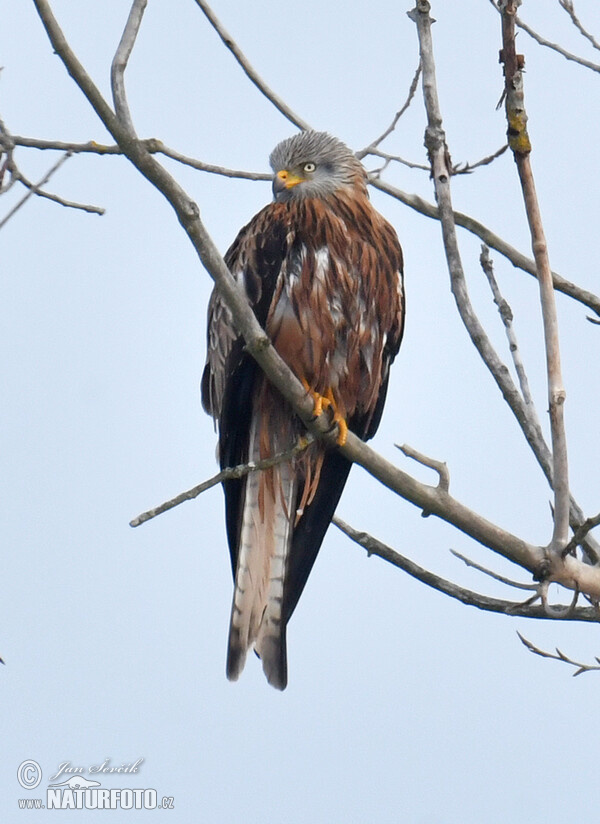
[
  {"left": 0, "top": 151, "right": 73, "bottom": 229},
  {"left": 450, "top": 548, "right": 538, "bottom": 590},
  {"left": 563, "top": 511, "right": 600, "bottom": 556},
  {"left": 452, "top": 144, "right": 508, "bottom": 174},
  {"left": 479, "top": 244, "right": 538, "bottom": 413},
  {"left": 356, "top": 60, "right": 422, "bottom": 159},
  {"left": 365, "top": 147, "right": 429, "bottom": 172},
  {"left": 517, "top": 631, "right": 600, "bottom": 674},
  {"left": 193, "top": 0, "right": 310, "bottom": 131},
  {"left": 559, "top": 0, "right": 600, "bottom": 52},
  {"left": 157, "top": 143, "right": 270, "bottom": 180},
  {"left": 14, "top": 168, "right": 104, "bottom": 214},
  {"left": 500, "top": 0, "right": 570, "bottom": 554},
  {"left": 513, "top": 10, "right": 600, "bottom": 73},
  {"left": 11, "top": 135, "right": 271, "bottom": 180},
  {"left": 110, "top": 0, "right": 147, "bottom": 134},
  {"left": 130, "top": 437, "right": 313, "bottom": 527}
]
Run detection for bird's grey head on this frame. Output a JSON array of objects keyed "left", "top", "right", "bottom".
[{"left": 269, "top": 131, "right": 365, "bottom": 203}]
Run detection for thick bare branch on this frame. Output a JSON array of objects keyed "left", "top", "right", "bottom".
[{"left": 500, "top": 0, "right": 570, "bottom": 554}]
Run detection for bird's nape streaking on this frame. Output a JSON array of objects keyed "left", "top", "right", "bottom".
[{"left": 201, "top": 130, "right": 405, "bottom": 690}]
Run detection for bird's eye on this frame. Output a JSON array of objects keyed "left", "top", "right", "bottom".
[{"left": 303, "top": 162, "right": 316, "bottom": 173}]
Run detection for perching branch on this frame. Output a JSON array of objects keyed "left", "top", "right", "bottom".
[{"left": 500, "top": 0, "right": 570, "bottom": 555}]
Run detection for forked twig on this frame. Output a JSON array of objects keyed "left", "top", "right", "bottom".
[
  {"left": 0, "top": 151, "right": 78, "bottom": 229},
  {"left": 518, "top": 631, "right": 600, "bottom": 675},
  {"left": 396, "top": 443, "right": 449, "bottom": 493}
]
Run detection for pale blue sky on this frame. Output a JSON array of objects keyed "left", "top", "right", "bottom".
[{"left": 2, "top": 1, "right": 600, "bottom": 821}]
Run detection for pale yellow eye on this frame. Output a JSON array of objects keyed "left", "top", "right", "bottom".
[{"left": 303, "top": 162, "right": 316, "bottom": 173}]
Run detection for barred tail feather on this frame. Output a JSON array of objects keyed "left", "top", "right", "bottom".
[{"left": 226, "top": 415, "right": 296, "bottom": 690}]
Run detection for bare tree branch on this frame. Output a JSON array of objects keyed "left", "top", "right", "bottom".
[
  {"left": 0, "top": 151, "right": 75, "bottom": 229},
  {"left": 559, "top": 0, "right": 600, "bottom": 52},
  {"left": 516, "top": 14, "right": 600, "bottom": 73},
  {"left": 356, "top": 60, "right": 422, "bottom": 159},
  {"left": 396, "top": 443, "right": 449, "bottom": 493},
  {"left": 110, "top": 0, "right": 147, "bottom": 134},
  {"left": 193, "top": 0, "right": 310, "bottom": 131},
  {"left": 563, "top": 512, "right": 600, "bottom": 557},
  {"left": 479, "top": 244, "right": 538, "bottom": 414},
  {"left": 518, "top": 631, "right": 600, "bottom": 674},
  {"left": 130, "top": 436, "right": 314, "bottom": 527},
  {"left": 335, "top": 517, "right": 600, "bottom": 622},
  {"left": 452, "top": 143, "right": 508, "bottom": 174},
  {"left": 450, "top": 548, "right": 538, "bottom": 590},
  {"left": 500, "top": 0, "right": 570, "bottom": 555},
  {"left": 10, "top": 135, "right": 271, "bottom": 180},
  {"left": 371, "top": 177, "right": 600, "bottom": 318}
]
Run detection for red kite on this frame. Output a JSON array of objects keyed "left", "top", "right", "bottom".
[{"left": 202, "top": 131, "right": 404, "bottom": 689}]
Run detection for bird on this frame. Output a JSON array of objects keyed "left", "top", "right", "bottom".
[{"left": 201, "top": 130, "right": 404, "bottom": 690}]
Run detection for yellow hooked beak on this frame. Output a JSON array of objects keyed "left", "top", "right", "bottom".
[{"left": 272, "top": 169, "right": 304, "bottom": 196}]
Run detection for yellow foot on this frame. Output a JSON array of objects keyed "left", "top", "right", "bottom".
[
  {"left": 324, "top": 388, "right": 348, "bottom": 446},
  {"left": 301, "top": 378, "right": 331, "bottom": 419},
  {"left": 301, "top": 380, "right": 348, "bottom": 446}
]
